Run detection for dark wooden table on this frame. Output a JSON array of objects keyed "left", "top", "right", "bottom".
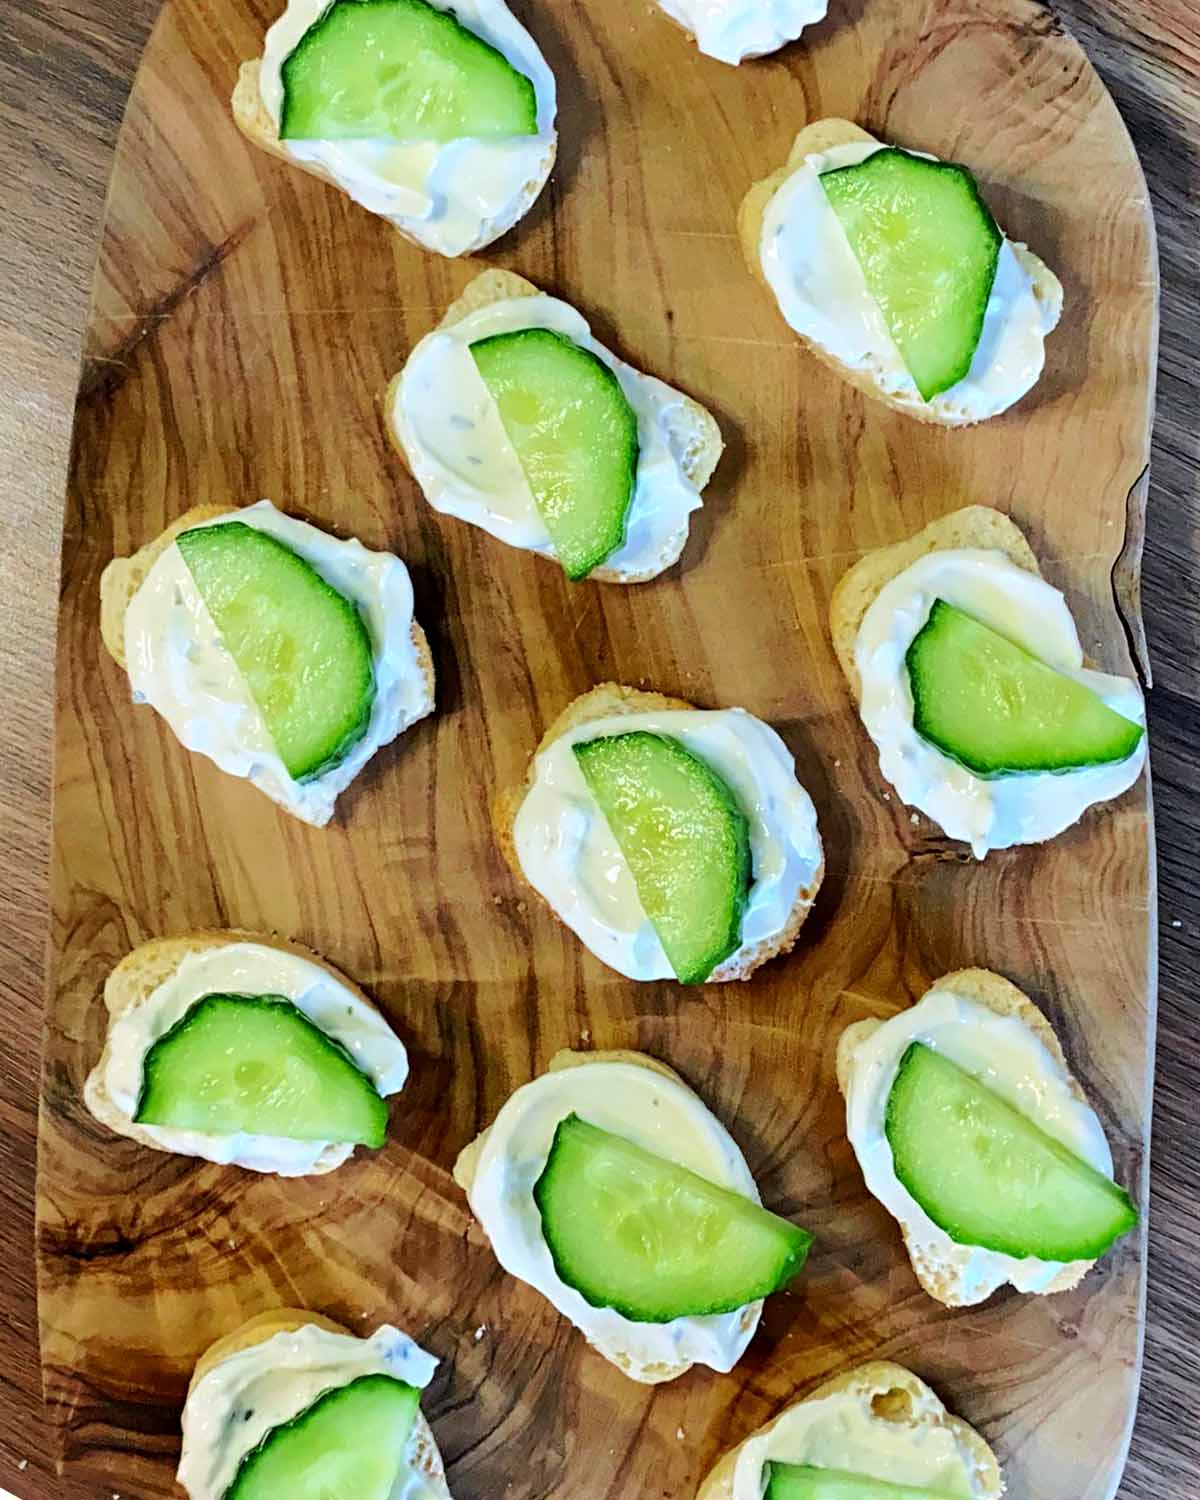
[{"left": 0, "top": 0, "right": 1196, "bottom": 1495}]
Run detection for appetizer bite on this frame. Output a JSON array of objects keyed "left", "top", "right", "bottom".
[
  {"left": 495, "top": 683, "right": 823, "bottom": 982},
  {"left": 697, "top": 1360, "right": 1003, "bottom": 1500},
  {"left": 454, "top": 1050, "right": 813, "bottom": 1383},
  {"left": 178, "top": 1310, "right": 447, "bottom": 1500},
  {"left": 233, "top": 0, "right": 557, "bottom": 256},
  {"left": 84, "top": 933, "right": 409, "bottom": 1175},
  {"left": 838, "top": 969, "right": 1139, "bottom": 1306},
  {"left": 654, "top": 0, "right": 827, "bottom": 65},
  {"left": 101, "top": 501, "right": 434, "bottom": 827},
  {"left": 740, "top": 120, "right": 1063, "bottom": 424},
  {"left": 830, "top": 506, "right": 1145, "bottom": 856},
  {"left": 386, "top": 270, "right": 723, "bottom": 583}
]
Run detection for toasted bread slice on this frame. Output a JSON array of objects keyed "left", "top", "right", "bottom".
[
  {"left": 454, "top": 1047, "right": 758, "bottom": 1385},
  {"left": 383, "top": 269, "right": 724, "bottom": 583},
  {"left": 739, "top": 118, "right": 1063, "bottom": 427},
  {"left": 696, "top": 1359, "right": 1003, "bottom": 1500},
  {"left": 100, "top": 503, "right": 435, "bottom": 826},
  {"left": 188, "top": 1308, "right": 449, "bottom": 1499},
  {"left": 494, "top": 682, "right": 824, "bottom": 981},
  {"left": 101, "top": 501, "right": 434, "bottom": 692},
  {"left": 231, "top": 59, "right": 555, "bottom": 257},
  {"left": 828, "top": 504, "right": 1040, "bottom": 700},
  {"left": 836, "top": 968, "right": 1101, "bottom": 1306},
  {"left": 83, "top": 930, "right": 391, "bottom": 1177}
]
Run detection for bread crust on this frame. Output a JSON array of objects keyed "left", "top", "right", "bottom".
[
  {"left": 453, "top": 1047, "right": 756, "bottom": 1384},
  {"left": 696, "top": 1359, "right": 1004, "bottom": 1500},
  {"left": 828, "top": 504, "right": 1040, "bottom": 699},
  {"left": 231, "top": 59, "right": 556, "bottom": 257},
  {"left": 382, "top": 269, "right": 724, "bottom": 583},
  {"left": 493, "top": 683, "right": 824, "bottom": 982},
  {"left": 739, "top": 118, "right": 1063, "bottom": 428},
  {"left": 83, "top": 930, "right": 390, "bottom": 1176},
  {"left": 836, "top": 968, "right": 1099, "bottom": 1307},
  {"left": 188, "top": 1308, "right": 449, "bottom": 1499}
]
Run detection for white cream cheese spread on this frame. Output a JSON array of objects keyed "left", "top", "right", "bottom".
[
  {"left": 843, "top": 984, "right": 1116, "bottom": 1302},
  {"left": 391, "top": 293, "right": 715, "bottom": 579},
  {"left": 511, "top": 707, "right": 822, "bottom": 980},
  {"left": 124, "top": 500, "right": 433, "bottom": 828},
  {"left": 729, "top": 1381, "right": 986, "bottom": 1500},
  {"left": 759, "top": 139, "right": 1061, "bottom": 423},
  {"left": 467, "top": 1061, "right": 762, "bottom": 1380},
  {"left": 854, "top": 548, "right": 1146, "bottom": 857},
  {"left": 656, "top": 0, "right": 827, "bottom": 64},
  {"left": 258, "top": 0, "right": 557, "bottom": 256},
  {"left": 93, "top": 941, "right": 409, "bottom": 1176},
  {"left": 179, "top": 1323, "right": 439, "bottom": 1500}
]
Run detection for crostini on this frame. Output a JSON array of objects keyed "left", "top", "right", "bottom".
[
  {"left": 179, "top": 1309, "right": 447, "bottom": 1500},
  {"left": 838, "top": 968, "right": 1138, "bottom": 1306},
  {"left": 101, "top": 500, "right": 434, "bottom": 827},
  {"left": 740, "top": 119, "right": 1063, "bottom": 424},
  {"left": 494, "top": 683, "right": 823, "bottom": 982},
  {"left": 233, "top": 0, "right": 557, "bottom": 256},
  {"left": 385, "top": 270, "right": 723, "bottom": 583},
  {"left": 454, "top": 1049, "right": 813, "bottom": 1383},
  {"left": 830, "top": 505, "right": 1145, "bottom": 856},
  {"left": 84, "top": 931, "right": 409, "bottom": 1176},
  {"left": 697, "top": 1360, "right": 1003, "bottom": 1500}
]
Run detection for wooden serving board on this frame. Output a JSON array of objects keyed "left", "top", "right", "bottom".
[{"left": 38, "top": 0, "right": 1158, "bottom": 1495}]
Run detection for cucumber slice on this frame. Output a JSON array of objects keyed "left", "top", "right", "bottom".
[
  {"left": 906, "top": 599, "right": 1143, "bottom": 777},
  {"left": 177, "top": 522, "right": 375, "bottom": 782},
  {"left": 572, "top": 731, "right": 750, "bottom": 983},
  {"left": 280, "top": 0, "right": 538, "bottom": 143},
  {"left": 135, "top": 994, "right": 389, "bottom": 1147},
  {"left": 885, "top": 1043, "right": 1138, "bottom": 1262},
  {"left": 470, "top": 329, "right": 638, "bottom": 580},
  {"left": 820, "top": 148, "right": 1002, "bottom": 401},
  {"left": 765, "top": 1462, "right": 966, "bottom": 1500},
  {"left": 533, "top": 1114, "right": 812, "bottom": 1322},
  {"left": 228, "top": 1372, "right": 420, "bottom": 1500}
]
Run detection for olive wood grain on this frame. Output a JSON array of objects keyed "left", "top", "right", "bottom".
[{"left": 36, "top": 0, "right": 1156, "bottom": 1497}]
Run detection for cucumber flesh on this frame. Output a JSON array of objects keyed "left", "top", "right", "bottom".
[
  {"left": 885, "top": 1042, "right": 1138, "bottom": 1262},
  {"left": 820, "top": 148, "right": 1002, "bottom": 401},
  {"left": 765, "top": 1462, "right": 967, "bottom": 1500},
  {"left": 177, "top": 522, "right": 375, "bottom": 782},
  {"left": 470, "top": 328, "right": 638, "bottom": 580},
  {"left": 572, "top": 731, "right": 751, "bottom": 983},
  {"left": 280, "top": 0, "right": 538, "bottom": 143},
  {"left": 228, "top": 1372, "right": 420, "bottom": 1500},
  {"left": 135, "top": 994, "right": 389, "bottom": 1147},
  {"left": 533, "top": 1114, "right": 812, "bottom": 1322},
  {"left": 906, "top": 599, "right": 1143, "bottom": 776}
]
